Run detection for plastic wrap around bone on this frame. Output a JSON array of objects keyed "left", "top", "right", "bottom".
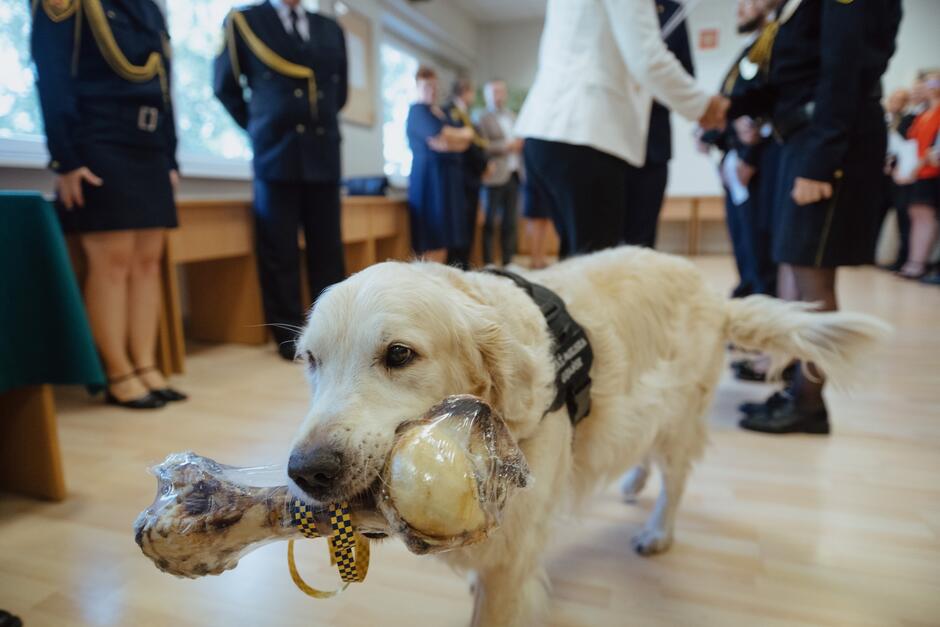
[{"left": 134, "top": 395, "right": 529, "bottom": 578}]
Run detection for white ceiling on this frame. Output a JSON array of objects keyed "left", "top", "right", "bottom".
[{"left": 446, "top": 0, "right": 547, "bottom": 23}]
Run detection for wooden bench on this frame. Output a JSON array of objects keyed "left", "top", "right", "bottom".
[{"left": 150, "top": 196, "right": 410, "bottom": 374}]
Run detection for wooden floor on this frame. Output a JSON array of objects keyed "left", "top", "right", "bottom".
[{"left": 2, "top": 257, "right": 939, "bottom": 627}]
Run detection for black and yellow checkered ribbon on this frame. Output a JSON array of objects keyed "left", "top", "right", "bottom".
[{"left": 287, "top": 499, "right": 370, "bottom": 599}]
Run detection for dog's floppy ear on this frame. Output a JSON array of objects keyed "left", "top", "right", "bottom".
[{"left": 432, "top": 267, "right": 541, "bottom": 431}]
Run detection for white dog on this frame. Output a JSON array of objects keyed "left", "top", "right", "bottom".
[{"left": 287, "top": 246, "right": 888, "bottom": 626}]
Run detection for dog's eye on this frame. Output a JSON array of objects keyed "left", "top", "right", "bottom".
[
  {"left": 385, "top": 344, "right": 416, "bottom": 369},
  {"left": 305, "top": 350, "right": 319, "bottom": 370}
]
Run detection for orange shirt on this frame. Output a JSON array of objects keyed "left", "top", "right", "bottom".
[{"left": 908, "top": 104, "right": 940, "bottom": 180}]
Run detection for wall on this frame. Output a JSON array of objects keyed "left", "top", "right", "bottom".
[
  {"left": 476, "top": 0, "right": 940, "bottom": 197},
  {"left": 0, "top": 0, "right": 478, "bottom": 199}
]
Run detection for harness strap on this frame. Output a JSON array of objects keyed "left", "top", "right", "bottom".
[{"left": 485, "top": 268, "right": 593, "bottom": 426}]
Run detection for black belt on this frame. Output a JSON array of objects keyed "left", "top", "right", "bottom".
[
  {"left": 485, "top": 268, "right": 593, "bottom": 426},
  {"left": 80, "top": 101, "right": 166, "bottom": 133},
  {"left": 773, "top": 84, "right": 884, "bottom": 143}
]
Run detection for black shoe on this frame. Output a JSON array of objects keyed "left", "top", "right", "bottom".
[
  {"left": 731, "top": 360, "right": 796, "bottom": 383},
  {"left": 920, "top": 272, "right": 940, "bottom": 286},
  {"left": 0, "top": 610, "right": 23, "bottom": 627},
  {"left": 135, "top": 366, "right": 188, "bottom": 402},
  {"left": 738, "top": 389, "right": 792, "bottom": 415},
  {"left": 739, "top": 396, "right": 830, "bottom": 435},
  {"left": 105, "top": 373, "right": 166, "bottom": 409}
]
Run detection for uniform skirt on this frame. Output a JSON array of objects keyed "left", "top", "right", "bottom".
[
  {"left": 523, "top": 180, "right": 553, "bottom": 219},
  {"left": 773, "top": 104, "right": 886, "bottom": 268}
]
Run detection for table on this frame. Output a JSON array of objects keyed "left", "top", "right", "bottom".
[
  {"left": 0, "top": 192, "right": 105, "bottom": 500},
  {"left": 153, "top": 196, "right": 411, "bottom": 372}
]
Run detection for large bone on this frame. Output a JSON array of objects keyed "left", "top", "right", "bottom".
[
  {"left": 133, "top": 452, "right": 388, "bottom": 578},
  {"left": 134, "top": 396, "right": 529, "bottom": 578}
]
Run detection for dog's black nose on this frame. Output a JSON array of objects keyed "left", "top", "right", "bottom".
[{"left": 288, "top": 447, "right": 344, "bottom": 497}]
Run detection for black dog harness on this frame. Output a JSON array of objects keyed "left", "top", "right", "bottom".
[{"left": 486, "top": 268, "right": 593, "bottom": 426}]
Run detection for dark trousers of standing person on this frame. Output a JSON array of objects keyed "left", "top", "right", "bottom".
[
  {"left": 524, "top": 138, "right": 626, "bottom": 257},
  {"left": 622, "top": 162, "right": 669, "bottom": 248},
  {"left": 253, "top": 180, "right": 346, "bottom": 354},
  {"left": 891, "top": 182, "right": 912, "bottom": 267},
  {"left": 725, "top": 190, "right": 766, "bottom": 297},
  {"left": 447, "top": 183, "right": 481, "bottom": 269},
  {"left": 482, "top": 172, "right": 520, "bottom": 265}
]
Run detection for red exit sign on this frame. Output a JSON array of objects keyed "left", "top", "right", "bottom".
[{"left": 698, "top": 27, "right": 719, "bottom": 50}]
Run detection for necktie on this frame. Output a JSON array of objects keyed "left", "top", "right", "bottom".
[{"left": 289, "top": 8, "right": 305, "bottom": 46}]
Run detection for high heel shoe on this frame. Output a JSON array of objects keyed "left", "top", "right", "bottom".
[
  {"left": 105, "top": 372, "right": 166, "bottom": 409},
  {"left": 135, "top": 365, "right": 188, "bottom": 402}
]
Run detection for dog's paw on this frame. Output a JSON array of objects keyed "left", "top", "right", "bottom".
[
  {"left": 631, "top": 528, "right": 673, "bottom": 556},
  {"left": 619, "top": 465, "right": 649, "bottom": 503}
]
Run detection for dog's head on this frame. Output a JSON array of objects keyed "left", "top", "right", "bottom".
[{"left": 286, "top": 262, "right": 523, "bottom": 505}]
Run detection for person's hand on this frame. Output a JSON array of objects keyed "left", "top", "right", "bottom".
[
  {"left": 927, "top": 150, "right": 940, "bottom": 168},
  {"left": 169, "top": 169, "right": 179, "bottom": 195},
  {"left": 698, "top": 95, "right": 730, "bottom": 131},
  {"left": 736, "top": 161, "right": 756, "bottom": 187},
  {"left": 510, "top": 137, "right": 525, "bottom": 154},
  {"left": 56, "top": 166, "right": 103, "bottom": 210},
  {"left": 484, "top": 161, "right": 496, "bottom": 179},
  {"left": 733, "top": 116, "right": 759, "bottom": 146},
  {"left": 791, "top": 177, "right": 833, "bottom": 206},
  {"left": 427, "top": 135, "right": 449, "bottom": 152}
]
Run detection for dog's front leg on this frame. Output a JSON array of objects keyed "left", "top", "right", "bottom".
[{"left": 471, "top": 564, "right": 549, "bottom": 627}]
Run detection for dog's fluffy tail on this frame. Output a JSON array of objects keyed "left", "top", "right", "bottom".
[{"left": 724, "top": 295, "right": 891, "bottom": 388}]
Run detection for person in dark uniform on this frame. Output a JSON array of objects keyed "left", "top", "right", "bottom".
[
  {"left": 405, "top": 66, "right": 473, "bottom": 264},
  {"left": 31, "top": 0, "right": 186, "bottom": 409},
  {"left": 622, "top": 0, "right": 694, "bottom": 248},
  {"left": 443, "top": 77, "right": 488, "bottom": 269},
  {"left": 728, "top": 0, "right": 901, "bottom": 434},
  {"left": 213, "top": 0, "right": 347, "bottom": 360},
  {"left": 699, "top": 0, "right": 781, "bottom": 302}
]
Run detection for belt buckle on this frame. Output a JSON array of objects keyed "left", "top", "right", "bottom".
[{"left": 137, "top": 106, "right": 159, "bottom": 132}]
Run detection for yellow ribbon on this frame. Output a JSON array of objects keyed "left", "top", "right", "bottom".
[
  {"left": 81, "top": 0, "right": 169, "bottom": 103},
  {"left": 286, "top": 499, "right": 370, "bottom": 599},
  {"left": 226, "top": 10, "right": 318, "bottom": 120}
]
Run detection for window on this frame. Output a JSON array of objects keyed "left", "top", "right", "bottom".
[
  {"left": 0, "top": 2, "right": 42, "bottom": 145},
  {"left": 380, "top": 42, "right": 418, "bottom": 183},
  {"left": 165, "top": 0, "right": 251, "bottom": 167},
  {"left": 0, "top": 0, "right": 252, "bottom": 176}
]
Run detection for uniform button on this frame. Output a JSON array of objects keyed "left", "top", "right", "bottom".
[
  {"left": 294, "top": 88, "right": 303, "bottom": 98},
  {"left": 316, "top": 127, "right": 325, "bottom": 136},
  {"left": 332, "top": 74, "right": 339, "bottom": 83},
  {"left": 296, "top": 124, "right": 306, "bottom": 133},
  {"left": 317, "top": 89, "right": 324, "bottom": 99},
  {"left": 107, "top": 9, "right": 116, "bottom": 18},
  {"left": 50, "top": 160, "right": 60, "bottom": 169}
]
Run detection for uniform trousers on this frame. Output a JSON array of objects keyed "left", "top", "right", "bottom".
[
  {"left": 252, "top": 180, "right": 345, "bottom": 346},
  {"left": 523, "top": 138, "right": 626, "bottom": 257},
  {"left": 622, "top": 161, "right": 669, "bottom": 248}
]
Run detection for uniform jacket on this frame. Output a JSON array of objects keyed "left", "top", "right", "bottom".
[
  {"left": 728, "top": 0, "right": 901, "bottom": 182},
  {"left": 30, "top": 0, "right": 178, "bottom": 173},
  {"left": 646, "top": 0, "right": 695, "bottom": 166},
  {"left": 515, "top": 0, "right": 710, "bottom": 166},
  {"left": 443, "top": 99, "right": 488, "bottom": 192},
  {"left": 213, "top": 1, "right": 348, "bottom": 183}
]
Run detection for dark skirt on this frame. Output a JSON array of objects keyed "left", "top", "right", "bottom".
[
  {"left": 56, "top": 141, "right": 177, "bottom": 234},
  {"left": 407, "top": 152, "right": 468, "bottom": 254},
  {"left": 910, "top": 176, "right": 940, "bottom": 210},
  {"left": 773, "top": 106, "right": 886, "bottom": 268}
]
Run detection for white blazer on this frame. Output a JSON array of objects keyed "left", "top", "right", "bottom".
[{"left": 515, "top": 0, "right": 711, "bottom": 166}]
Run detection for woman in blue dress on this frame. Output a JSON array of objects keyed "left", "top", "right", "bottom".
[{"left": 406, "top": 66, "right": 474, "bottom": 262}]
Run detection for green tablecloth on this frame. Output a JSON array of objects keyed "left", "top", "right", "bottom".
[{"left": 0, "top": 192, "right": 105, "bottom": 394}]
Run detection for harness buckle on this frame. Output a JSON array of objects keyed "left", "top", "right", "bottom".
[{"left": 137, "top": 106, "right": 159, "bottom": 132}]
